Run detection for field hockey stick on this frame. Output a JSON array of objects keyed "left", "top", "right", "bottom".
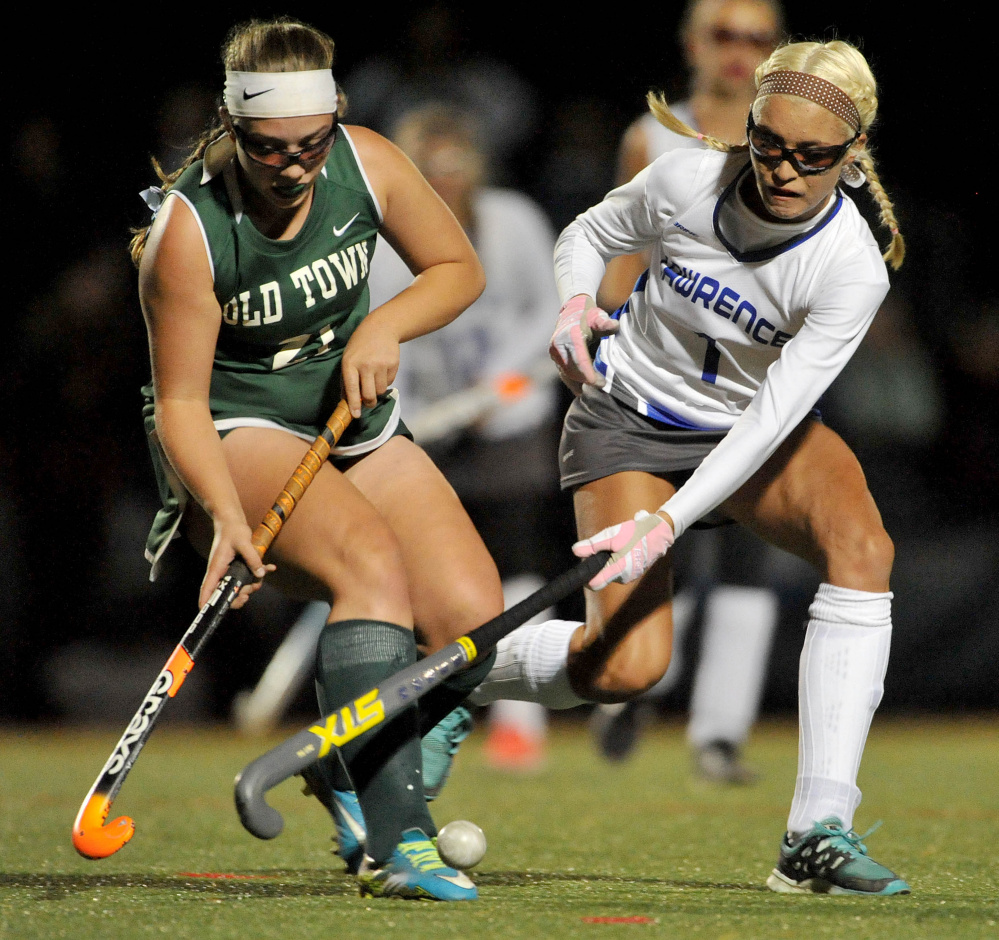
[
  {"left": 406, "top": 359, "right": 556, "bottom": 444},
  {"left": 229, "top": 362, "right": 557, "bottom": 734},
  {"left": 233, "top": 550, "right": 610, "bottom": 840},
  {"left": 233, "top": 600, "right": 330, "bottom": 736},
  {"left": 72, "top": 401, "right": 353, "bottom": 860},
  {"left": 230, "top": 363, "right": 560, "bottom": 734}
]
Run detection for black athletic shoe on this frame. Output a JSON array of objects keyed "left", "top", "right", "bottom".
[{"left": 590, "top": 701, "right": 650, "bottom": 761}]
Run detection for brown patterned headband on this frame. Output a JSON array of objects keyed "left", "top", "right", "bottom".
[{"left": 756, "top": 70, "right": 861, "bottom": 132}]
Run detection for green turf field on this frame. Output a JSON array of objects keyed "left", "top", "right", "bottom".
[{"left": 1, "top": 716, "right": 996, "bottom": 939}]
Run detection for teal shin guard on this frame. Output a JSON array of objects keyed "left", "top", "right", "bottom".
[{"left": 316, "top": 620, "right": 434, "bottom": 864}]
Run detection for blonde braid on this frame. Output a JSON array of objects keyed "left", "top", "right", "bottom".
[
  {"left": 646, "top": 91, "right": 749, "bottom": 156},
  {"left": 856, "top": 150, "right": 905, "bottom": 270}
]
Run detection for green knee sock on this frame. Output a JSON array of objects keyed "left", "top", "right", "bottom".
[
  {"left": 418, "top": 648, "right": 497, "bottom": 737},
  {"left": 315, "top": 619, "right": 434, "bottom": 863}
]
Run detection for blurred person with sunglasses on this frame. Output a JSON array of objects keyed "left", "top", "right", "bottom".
[{"left": 367, "top": 104, "right": 565, "bottom": 775}]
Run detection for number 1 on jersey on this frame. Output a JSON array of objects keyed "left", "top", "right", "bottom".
[{"left": 696, "top": 333, "right": 720, "bottom": 385}]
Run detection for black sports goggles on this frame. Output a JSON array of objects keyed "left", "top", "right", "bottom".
[
  {"left": 746, "top": 113, "right": 858, "bottom": 175},
  {"left": 233, "top": 120, "right": 338, "bottom": 169}
]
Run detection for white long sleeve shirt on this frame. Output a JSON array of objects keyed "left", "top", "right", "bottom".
[
  {"left": 370, "top": 187, "right": 560, "bottom": 440},
  {"left": 554, "top": 147, "right": 889, "bottom": 536}
]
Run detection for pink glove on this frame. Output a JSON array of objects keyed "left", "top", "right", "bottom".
[
  {"left": 572, "top": 510, "right": 675, "bottom": 590},
  {"left": 549, "top": 295, "right": 619, "bottom": 394}
]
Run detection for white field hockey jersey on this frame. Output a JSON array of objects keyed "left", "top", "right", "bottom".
[{"left": 554, "top": 147, "right": 890, "bottom": 536}]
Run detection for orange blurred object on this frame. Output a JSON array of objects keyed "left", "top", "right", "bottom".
[
  {"left": 493, "top": 372, "right": 531, "bottom": 400},
  {"left": 483, "top": 723, "right": 545, "bottom": 773}
]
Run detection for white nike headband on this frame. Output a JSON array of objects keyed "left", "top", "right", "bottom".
[{"left": 224, "top": 69, "right": 338, "bottom": 118}]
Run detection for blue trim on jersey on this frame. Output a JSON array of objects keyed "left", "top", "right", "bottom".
[
  {"left": 639, "top": 399, "right": 723, "bottom": 430},
  {"left": 594, "top": 342, "right": 609, "bottom": 375},
  {"left": 713, "top": 164, "right": 844, "bottom": 263},
  {"left": 594, "top": 267, "right": 719, "bottom": 430},
  {"left": 593, "top": 346, "right": 722, "bottom": 432}
]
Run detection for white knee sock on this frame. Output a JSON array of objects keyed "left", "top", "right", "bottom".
[
  {"left": 469, "top": 620, "right": 585, "bottom": 709},
  {"left": 487, "top": 576, "right": 554, "bottom": 734},
  {"left": 788, "top": 582, "right": 892, "bottom": 836},
  {"left": 687, "top": 586, "right": 778, "bottom": 748}
]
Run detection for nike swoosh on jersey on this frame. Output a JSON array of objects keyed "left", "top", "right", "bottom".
[
  {"left": 243, "top": 88, "right": 274, "bottom": 99},
  {"left": 333, "top": 213, "right": 360, "bottom": 237}
]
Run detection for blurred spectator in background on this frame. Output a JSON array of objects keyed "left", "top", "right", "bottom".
[
  {"left": 938, "top": 301, "right": 999, "bottom": 522},
  {"left": 368, "top": 103, "right": 563, "bottom": 772},
  {"left": 822, "top": 290, "right": 944, "bottom": 527},
  {"left": 10, "top": 116, "right": 76, "bottom": 335},
  {"left": 591, "top": 0, "right": 786, "bottom": 783}
]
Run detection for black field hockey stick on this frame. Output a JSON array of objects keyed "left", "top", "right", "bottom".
[
  {"left": 233, "top": 550, "right": 611, "bottom": 840},
  {"left": 72, "top": 401, "right": 353, "bottom": 859}
]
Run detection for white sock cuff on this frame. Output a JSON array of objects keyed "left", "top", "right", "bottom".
[
  {"left": 533, "top": 667, "right": 587, "bottom": 709},
  {"left": 525, "top": 619, "right": 578, "bottom": 685},
  {"left": 787, "top": 775, "right": 862, "bottom": 835},
  {"left": 809, "top": 583, "right": 892, "bottom": 629},
  {"left": 469, "top": 620, "right": 586, "bottom": 710}
]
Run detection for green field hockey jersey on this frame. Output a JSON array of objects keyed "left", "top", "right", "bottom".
[
  {"left": 168, "top": 127, "right": 388, "bottom": 438},
  {"left": 143, "top": 128, "right": 400, "bottom": 575}
]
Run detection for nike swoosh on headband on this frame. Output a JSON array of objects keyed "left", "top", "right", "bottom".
[
  {"left": 333, "top": 213, "right": 360, "bottom": 237},
  {"left": 243, "top": 88, "right": 274, "bottom": 100}
]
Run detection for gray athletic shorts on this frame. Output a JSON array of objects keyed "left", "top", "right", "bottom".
[{"left": 559, "top": 384, "right": 729, "bottom": 495}]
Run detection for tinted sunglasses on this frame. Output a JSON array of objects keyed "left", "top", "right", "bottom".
[
  {"left": 746, "top": 113, "right": 858, "bottom": 175},
  {"left": 233, "top": 120, "right": 338, "bottom": 169},
  {"left": 710, "top": 27, "right": 776, "bottom": 50}
]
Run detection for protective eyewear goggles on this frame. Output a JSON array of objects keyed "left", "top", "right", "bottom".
[
  {"left": 746, "top": 113, "right": 858, "bottom": 175},
  {"left": 233, "top": 120, "right": 338, "bottom": 169}
]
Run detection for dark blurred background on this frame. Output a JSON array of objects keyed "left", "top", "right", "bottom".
[{"left": 3, "top": 5, "right": 994, "bottom": 725}]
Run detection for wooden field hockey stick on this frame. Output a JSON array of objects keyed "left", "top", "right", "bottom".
[
  {"left": 72, "top": 401, "right": 353, "bottom": 859},
  {"left": 233, "top": 550, "right": 611, "bottom": 840}
]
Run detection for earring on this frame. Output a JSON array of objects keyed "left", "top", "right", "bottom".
[{"left": 840, "top": 163, "right": 866, "bottom": 188}]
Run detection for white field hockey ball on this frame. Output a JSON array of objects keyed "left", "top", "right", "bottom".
[{"left": 436, "top": 820, "right": 487, "bottom": 870}]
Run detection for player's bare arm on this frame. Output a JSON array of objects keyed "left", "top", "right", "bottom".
[
  {"left": 139, "top": 195, "right": 271, "bottom": 606},
  {"left": 340, "top": 126, "right": 485, "bottom": 416}
]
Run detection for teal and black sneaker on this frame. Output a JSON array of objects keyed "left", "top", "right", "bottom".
[
  {"left": 300, "top": 765, "right": 366, "bottom": 873},
  {"left": 766, "top": 816, "right": 910, "bottom": 896},
  {"left": 329, "top": 789, "right": 366, "bottom": 874},
  {"left": 422, "top": 706, "right": 473, "bottom": 801},
  {"left": 357, "top": 828, "right": 478, "bottom": 900}
]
